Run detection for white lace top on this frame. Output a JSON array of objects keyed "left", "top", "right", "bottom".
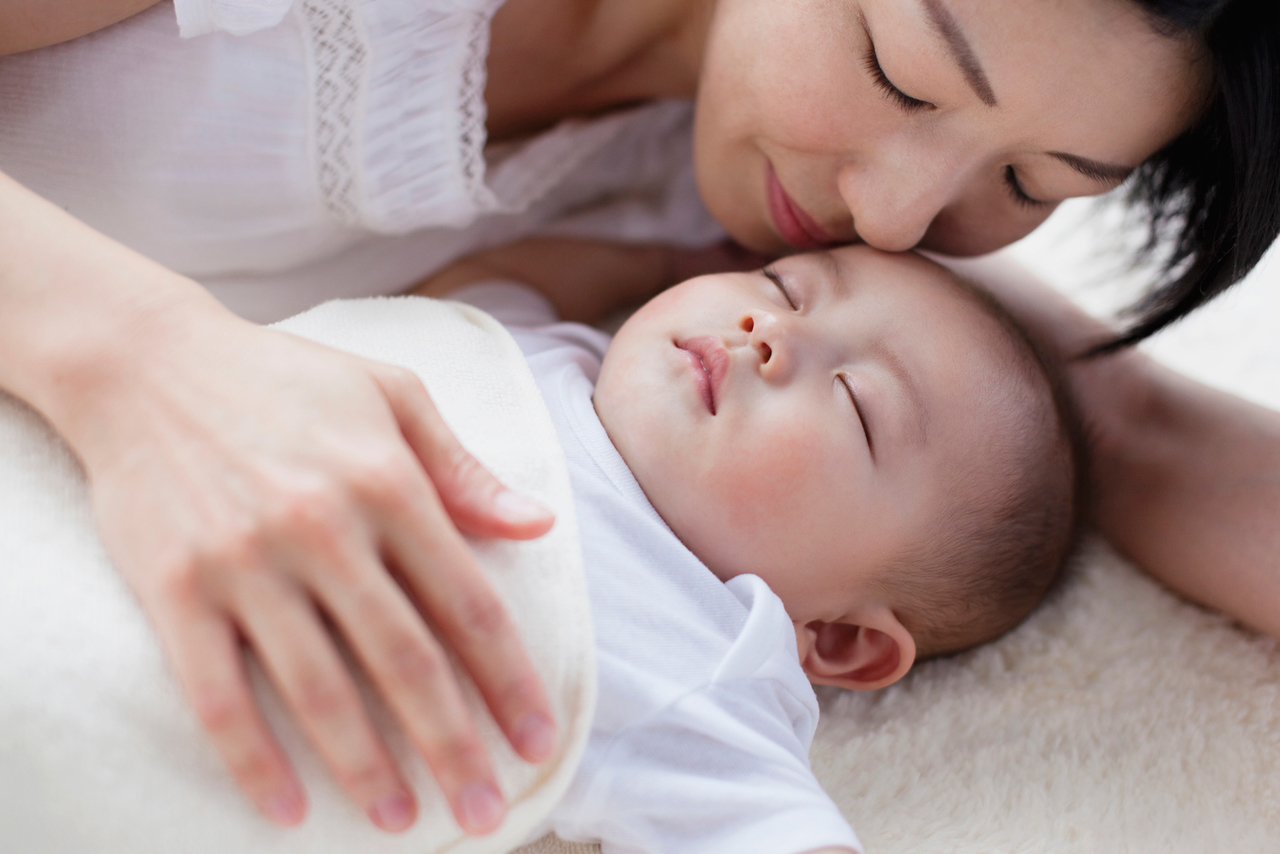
[{"left": 0, "top": 0, "right": 722, "bottom": 321}]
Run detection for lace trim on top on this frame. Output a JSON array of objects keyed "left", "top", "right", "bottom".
[
  {"left": 285, "top": 0, "right": 508, "bottom": 231},
  {"left": 185, "top": 0, "right": 662, "bottom": 234},
  {"left": 333, "top": 0, "right": 656, "bottom": 234},
  {"left": 300, "top": 0, "right": 367, "bottom": 225},
  {"left": 355, "top": 0, "right": 505, "bottom": 232}
]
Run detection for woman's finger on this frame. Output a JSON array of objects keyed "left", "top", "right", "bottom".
[
  {"left": 313, "top": 554, "right": 507, "bottom": 835},
  {"left": 146, "top": 591, "right": 306, "bottom": 826},
  {"left": 375, "top": 367, "right": 554, "bottom": 541},
  {"left": 232, "top": 572, "right": 419, "bottom": 833},
  {"left": 373, "top": 468, "right": 559, "bottom": 771}
]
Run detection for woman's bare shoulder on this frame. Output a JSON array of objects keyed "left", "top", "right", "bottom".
[{"left": 1, "top": 0, "right": 163, "bottom": 56}]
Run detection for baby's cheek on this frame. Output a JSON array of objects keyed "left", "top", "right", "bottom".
[{"left": 700, "top": 425, "right": 834, "bottom": 540}]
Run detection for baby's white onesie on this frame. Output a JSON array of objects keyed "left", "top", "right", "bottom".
[{"left": 453, "top": 283, "right": 863, "bottom": 854}]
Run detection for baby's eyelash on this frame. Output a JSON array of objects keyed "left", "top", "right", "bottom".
[
  {"left": 762, "top": 267, "right": 797, "bottom": 310},
  {"left": 1004, "top": 165, "right": 1049, "bottom": 209},
  {"left": 863, "top": 40, "right": 932, "bottom": 114},
  {"left": 838, "top": 373, "right": 873, "bottom": 456}
]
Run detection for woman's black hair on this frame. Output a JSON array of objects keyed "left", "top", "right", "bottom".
[{"left": 1097, "top": 0, "right": 1280, "bottom": 352}]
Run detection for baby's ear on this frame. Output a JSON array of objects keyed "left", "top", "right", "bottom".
[{"left": 795, "top": 609, "right": 916, "bottom": 691}]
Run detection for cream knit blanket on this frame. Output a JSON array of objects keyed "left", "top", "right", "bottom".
[{"left": 0, "top": 296, "right": 595, "bottom": 854}]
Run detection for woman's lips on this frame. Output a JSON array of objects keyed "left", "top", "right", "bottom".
[
  {"left": 677, "top": 336, "right": 729, "bottom": 415},
  {"left": 765, "top": 162, "right": 835, "bottom": 250}
]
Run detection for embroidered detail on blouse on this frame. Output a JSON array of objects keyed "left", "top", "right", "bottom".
[
  {"left": 301, "top": 0, "right": 367, "bottom": 226},
  {"left": 259, "top": 0, "right": 691, "bottom": 234},
  {"left": 455, "top": 10, "right": 493, "bottom": 212},
  {"left": 355, "top": 0, "right": 506, "bottom": 232}
]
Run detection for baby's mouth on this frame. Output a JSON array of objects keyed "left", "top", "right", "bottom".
[{"left": 677, "top": 336, "right": 729, "bottom": 415}]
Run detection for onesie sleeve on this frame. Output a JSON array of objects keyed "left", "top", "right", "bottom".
[
  {"left": 557, "top": 679, "right": 863, "bottom": 854},
  {"left": 173, "top": 0, "right": 294, "bottom": 38}
]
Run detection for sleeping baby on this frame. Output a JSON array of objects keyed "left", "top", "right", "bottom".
[
  {"left": 408, "top": 239, "right": 1085, "bottom": 854},
  {"left": 0, "top": 238, "right": 1083, "bottom": 853}
]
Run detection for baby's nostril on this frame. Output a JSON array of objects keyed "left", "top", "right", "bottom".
[
  {"left": 741, "top": 316, "right": 754, "bottom": 333},
  {"left": 760, "top": 342, "right": 772, "bottom": 363}
]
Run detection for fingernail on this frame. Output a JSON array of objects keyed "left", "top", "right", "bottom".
[
  {"left": 458, "top": 780, "right": 504, "bottom": 834},
  {"left": 514, "top": 712, "right": 557, "bottom": 762},
  {"left": 264, "top": 791, "right": 305, "bottom": 826},
  {"left": 369, "top": 792, "right": 415, "bottom": 832},
  {"left": 494, "top": 490, "right": 551, "bottom": 525}
]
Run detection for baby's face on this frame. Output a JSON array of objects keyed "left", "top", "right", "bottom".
[{"left": 594, "top": 245, "right": 1020, "bottom": 629}]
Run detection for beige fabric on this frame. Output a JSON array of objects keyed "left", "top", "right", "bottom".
[{"left": 516, "top": 833, "right": 598, "bottom": 854}]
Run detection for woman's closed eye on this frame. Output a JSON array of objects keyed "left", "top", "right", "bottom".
[
  {"left": 838, "top": 373, "right": 873, "bottom": 457},
  {"left": 862, "top": 33, "right": 933, "bottom": 114},
  {"left": 762, "top": 266, "right": 798, "bottom": 310},
  {"left": 1003, "top": 165, "right": 1050, "bottom": 209}
]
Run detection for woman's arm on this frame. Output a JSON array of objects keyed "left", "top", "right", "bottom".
[
  {"left": 1094, "top": 352, "right": 1280, "bottom": 636},
  {"left": 0, "top": 0, "right": 162, "bottom": 55},
  {"left": 944, "top": 254, "right": 1280, "bottom": 638},
  {"left": 412, "top": 236, "right": 766, "bottom": 322},
  {"left": 0, "top": 170, "right": 559, "bottom": 832}
]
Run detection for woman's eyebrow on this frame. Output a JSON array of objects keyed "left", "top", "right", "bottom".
[
  {"left": 1048, "top": 151, "right": 1135, "bottom": 184},
  {"left": 920, "top": 0, "right": 997, "bottom": 107}
]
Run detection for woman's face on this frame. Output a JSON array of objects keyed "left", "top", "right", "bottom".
[{"left": 693, "top": 0, "right": 1210, "bottom": 257}]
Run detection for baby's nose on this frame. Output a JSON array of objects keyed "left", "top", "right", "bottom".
[{"left": 740, "top": 311, "right": 789, "bottom": 379}]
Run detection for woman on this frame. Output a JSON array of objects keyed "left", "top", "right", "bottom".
[{"left": 1, "top": 0, "right": 1277, "bottom": 837}]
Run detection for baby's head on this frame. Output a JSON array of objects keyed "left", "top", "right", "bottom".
[{"left": 593, "top": 245, "right": 1083, "bottom": 689}]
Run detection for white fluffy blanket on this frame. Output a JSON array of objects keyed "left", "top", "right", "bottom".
[{"left": 0, "top": 297, "right": 596, "bottom": 854}]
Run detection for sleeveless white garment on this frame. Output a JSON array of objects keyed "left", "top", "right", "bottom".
[{"left": 0, "top": 0, "right": 723, "bottom": 321}]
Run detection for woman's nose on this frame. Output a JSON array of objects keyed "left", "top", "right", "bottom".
[
  {"left": 836, "top": 151, "right": 964, "bottom": 252},
  {"left": 739, "top": 310, "right": 792, "bottom": 381}
]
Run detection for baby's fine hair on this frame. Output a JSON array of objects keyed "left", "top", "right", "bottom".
[{"left": 886, "top": 275, "right": 1089, "bottom": 661}]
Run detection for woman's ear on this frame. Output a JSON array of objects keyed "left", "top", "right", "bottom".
[{"left": 794, "top": 608, "right": 916, "bottom": 690}]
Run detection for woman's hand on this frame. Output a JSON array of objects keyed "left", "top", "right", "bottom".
[
  {"left": 88, "top": 314, "right": 558, "bottom": 833},
  {"left": 0, "top": 172, "right": 557, "bottom": 833}
]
